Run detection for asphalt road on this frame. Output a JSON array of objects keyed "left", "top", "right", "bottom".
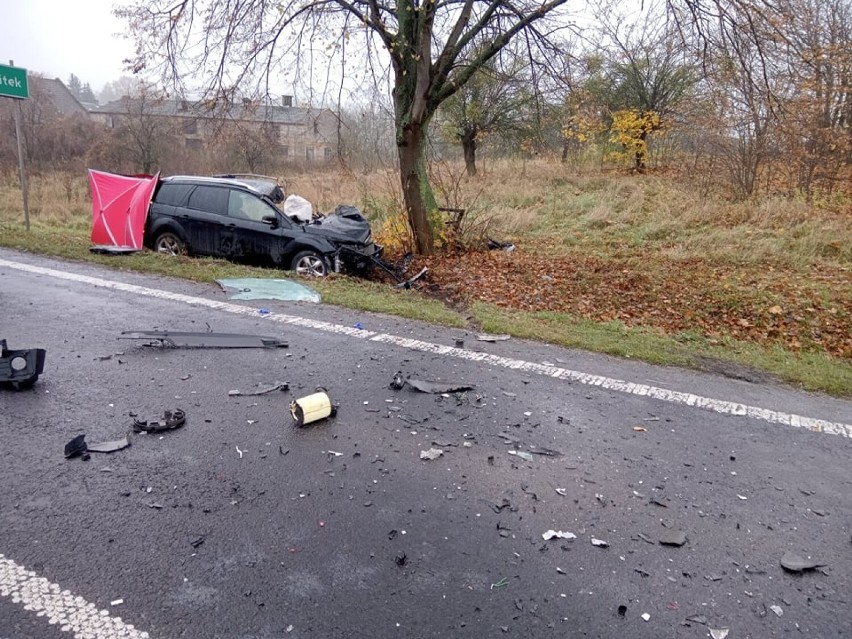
[{"left": 1, "top": 249, "right": 850, "bottom": 639}]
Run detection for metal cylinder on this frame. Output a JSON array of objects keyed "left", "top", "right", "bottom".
[{"left": 290, "top": 387, "right": 335, "bottom": 427}]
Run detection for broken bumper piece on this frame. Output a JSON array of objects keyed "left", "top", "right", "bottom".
[
  {"left": 0, "top": 339, "right": 47, "bottom": 389},
  {"left": 133, "top": 408, "right": 186, "bottom": 433}
]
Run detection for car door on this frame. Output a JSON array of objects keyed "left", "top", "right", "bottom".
[
  {"left": 224, "top": 190, "right": 297, "bottom": 266},
  {"left": 180, "top": 185, "right": 231, "bottom": 256}
]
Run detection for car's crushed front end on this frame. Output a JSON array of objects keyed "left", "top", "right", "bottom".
[{"left": 303, "top": 205, "right": 384, "bottom": 273}]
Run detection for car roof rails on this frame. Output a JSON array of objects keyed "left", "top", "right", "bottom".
[{"left": 213, "top": 173, "right": 283, "bottom": 185}]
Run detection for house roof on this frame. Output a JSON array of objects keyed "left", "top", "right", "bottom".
[
  {"left": 28, "top": 77, "right": 88, "bottom": 118},
  {"left": 90, "top": 98, "right": 332, "bottom": 125}
]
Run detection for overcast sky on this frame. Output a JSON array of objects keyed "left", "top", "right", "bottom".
[{"left": 2, "top": 0, "right": 133, "bottom": 91}]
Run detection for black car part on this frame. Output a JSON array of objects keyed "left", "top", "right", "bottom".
[
  {"left": 0, "top": 339, "right": 47, "bottom": 389},
  {"left": 133, "top": 408, "right": 187, "bottom": 433},
  {"left": 119, "top": 331, "right": 288, "bottom": 348}
]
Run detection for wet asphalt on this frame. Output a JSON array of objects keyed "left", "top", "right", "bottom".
[{"left": 0, "top": 249, "right": 850, "bottom": 639}]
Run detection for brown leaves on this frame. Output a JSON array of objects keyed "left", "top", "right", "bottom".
[{"left": 418, "top": 246, "right": 851, "bottom": 359}]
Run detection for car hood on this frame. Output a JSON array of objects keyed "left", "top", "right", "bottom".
[{"left": 303, "top": 205, "right": 372, "bottom": 244}]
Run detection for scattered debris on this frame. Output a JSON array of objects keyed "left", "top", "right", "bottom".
[
  {"left": 507, "top": 450, "right": 534, "bottom": 462},
  {"left": 528, "top": 446, "right": 562, "bottom": 457},
  {"left": 88, "top": 436, "right": 130, "bottom": 454},
  {"left": 490, "top": 577, "right": 510, "bottom": 589},
  {"left": 394, "top": 552, "right": 407, "bottom": 567},
  {"left": 0, "top": 339, "right": 46, "bottom": 389},
  {"left": 90, "top": 246, "right": 143, "bottom": 255},
  {"left": 420, "top": 448, "right": 444, "bottom": 461},
  {"left": 737, "top": 494, "right": 748, "bottom": 500},
  {"left": 133, "top": 408, "right": 186, "bottom": 433},
  {"left": 228, "top": 382, "right": 289, "bottom": 397},
  {"left": 555, "top": 488, "right": 567, "bottom": 496},
  {"left": 486, "top": 239, "right": 515, "bottom": 252},
  {"left": 190, "top": 536, "right": 205, "bottom": 549},
  {"left": 709, "top": 629, "right": 729, "bottom": 639},
  {"left": 64, "top": 434, "right": 88, "bottom": 459},
  {"left": 649, "top": 497, "right": 668, "bottom": 508},
  {"left": 405, "top": 378, "right": 475, "bottom": 394},
  {"left": 110, "top": 599, "right": 124, "bottom": 606},
  {"left": 780, "top": 551, "right": 824, "bottom": 573},
  {"left": 290, "top": 388, "right": 336, "bottom": 427},
  {"left": 591, "top": 538, "right": 609, "bottom": 548},
  {"left": 542, "top": 530, "right": 577, "bottom": 541},
  {"left": 120, "top": 331, "right": 287, "bottom": 349},
  {"left": 632, "top": 426, "right": 647, "bottom": 432},
  {"left": 617, "top": 605, "right": 627, "bottom": 617},
  {"left": 389, "top": 371, "right": 406, "bottom": 390},
  {"left": 769, "top": 605, "right": 784, "bottom": 617},
  {"left": 394, "top": 267, "right": 429, "bottom": 289},
  {"left": 236, "top": 446, "right": 245, "bottom": 458},
  {"left": 476, "top": 333, "right": 511, "bottom": 342},
  {"left": 634, "top": 568, "right": 650, "bottom": 578},
  {"left": 641, "top": 613, "right": 650, "bottom": 622},
  {"left": 216, "top": 278, "right": 321, "bottom": 303},
  {"left": 659, "top": 531, "right": 688, "bottom": 547},
  {"left": 685, "top": 615, "right": 708, "bottom": 626}
]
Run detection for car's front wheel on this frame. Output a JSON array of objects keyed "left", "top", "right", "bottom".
[
  {"left": 290, "top": 250, "right": 330, "bottom": 277},
  {"left": 154, "top": 231, "right": 185, "bottom": 255}
]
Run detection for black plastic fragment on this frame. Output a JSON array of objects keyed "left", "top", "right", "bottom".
[
  {"left": 1, "top": 339, "right": 47, "bottom": 389},
  {"left": 64, "top": 434, "right": 88, "bottom": 459},
  {"left": 133, "top": 408, "right": 186, "bottom": 433}
]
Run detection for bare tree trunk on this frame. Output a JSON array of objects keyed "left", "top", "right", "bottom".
[
  {"left": 461, "top": 129, "right": 478, "bottom": 176},
  {"left": 398, "top": 122, "right": 436, "bottom": 255}
]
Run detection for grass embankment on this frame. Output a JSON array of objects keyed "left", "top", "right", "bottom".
[{"left": 1, "top": 165, "right": 850, "bottom": 396}]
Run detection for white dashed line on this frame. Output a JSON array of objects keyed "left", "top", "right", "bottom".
[
  {"left": 0, "top": 554, "right": 149, "bottom": 638},
  {"left": 2, "top": 258, "right": 850, "bottom": 438}
]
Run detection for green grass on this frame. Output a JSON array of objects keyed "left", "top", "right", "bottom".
[
  {"left": 0, "top": 223, "right": 466, "bottom": 329},
  {"left": 470, "top": 302, "right": 852, "bottom": 396}
]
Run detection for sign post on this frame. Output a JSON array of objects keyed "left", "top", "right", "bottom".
[{"left": 2, "top": 61, "right": 30, "bottom": 231}]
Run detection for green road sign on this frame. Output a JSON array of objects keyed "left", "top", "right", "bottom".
[{"left": 0, "top": 64, "right": 29, "bottom": 99}]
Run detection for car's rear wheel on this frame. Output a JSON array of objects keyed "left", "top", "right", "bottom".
[
  {"left": 291, "top": 250, "right": 330, "bottom": 277},
  {"left": 154, "top": 232, "right": 185, "bottom": 255}
]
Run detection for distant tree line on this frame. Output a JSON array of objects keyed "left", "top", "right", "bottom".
[{"left": 1, "top": 0, "right": 848, "bottom": 213}]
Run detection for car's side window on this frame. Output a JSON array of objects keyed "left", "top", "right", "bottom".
[
  {"left": 228, "top": 190, "right": 277, "bottom": 223},
  {"left": 153, "top": 183, "right": 193, "bottom": 206},
  {"left": 187, "top": 186, "right": 230, "bottom": 216}
]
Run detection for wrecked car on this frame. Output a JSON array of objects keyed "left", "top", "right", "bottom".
[
  {"left": 144, "top": 175, "right": 382, "bottom": 276},
  {"left": 87, "top": 170, "right": 381, "bottom": 277}
]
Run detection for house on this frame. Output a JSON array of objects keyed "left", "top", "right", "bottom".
[
  {"left": 14, "top": 76, "right": 89, "bottom": 118},
  {"left": 88, "top": 95, "right": 338, "bottom": 162}
]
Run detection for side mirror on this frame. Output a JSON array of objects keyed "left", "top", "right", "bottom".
[{"left": 261, "top": 215, "right": 279, "bottom": 228}]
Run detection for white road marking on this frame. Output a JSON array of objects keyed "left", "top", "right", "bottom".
[
  {"left": 2, "top": 258, "right": 850, "bottom": 438},
  {"left": 0, "top": 553, "right": 149, "bottom": 638}
]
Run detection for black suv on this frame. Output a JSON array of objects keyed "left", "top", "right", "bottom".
[{"left": 144, "top": 175, "right": 382, "bottom": 276}]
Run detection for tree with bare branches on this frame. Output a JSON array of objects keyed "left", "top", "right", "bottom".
[{"left": 118, "top": 0, "right": 574, "bottom": 254}]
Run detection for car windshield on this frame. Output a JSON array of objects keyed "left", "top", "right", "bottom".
[{"left": 228, "top": 191, "right": 276, "bottom": 222}]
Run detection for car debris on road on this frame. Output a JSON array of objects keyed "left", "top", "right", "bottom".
[
  {"left": 132, "top": 408, "right": 187, "bottom": 433},
  {"left": 120, "top": 331, "right": 288, "bottom": 349},
  {"left": 290, "top": 388, "right": 336, "bottom": 427},
  {"left": 0, "top": 339, "right": 46, "bottom": 389}
]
